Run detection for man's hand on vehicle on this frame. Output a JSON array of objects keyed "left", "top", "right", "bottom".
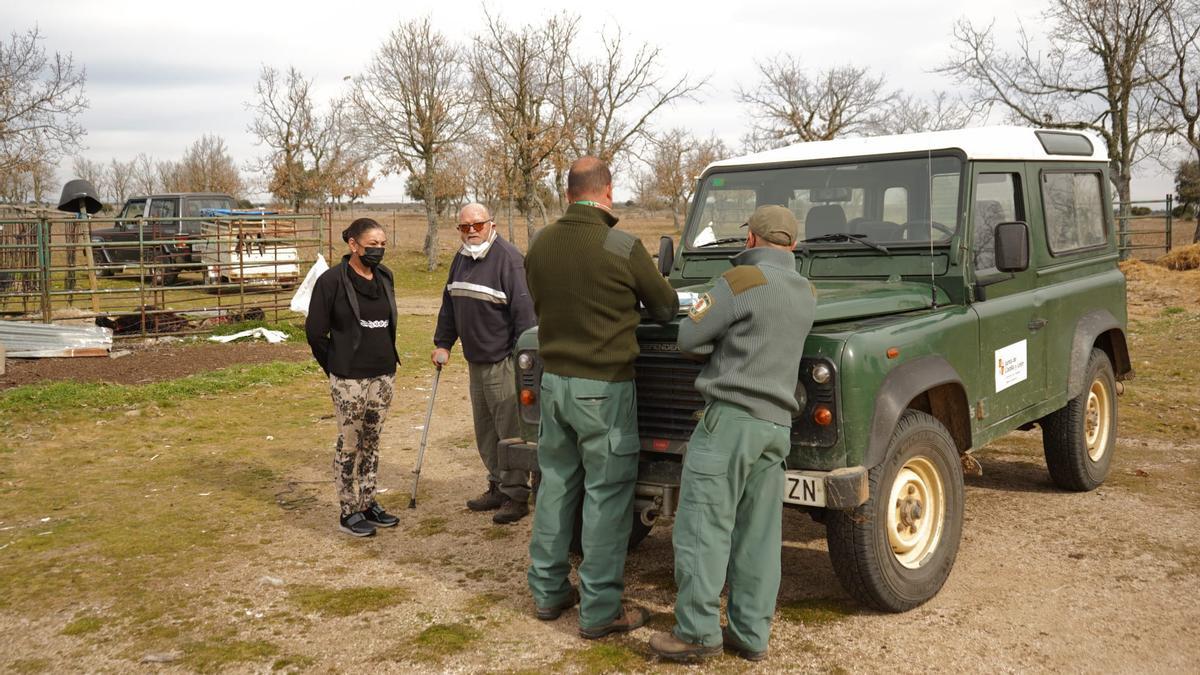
[{"left": 431, "top": 348, "right": 450, "bottom": 368}]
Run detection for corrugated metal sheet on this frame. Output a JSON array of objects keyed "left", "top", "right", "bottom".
[{"left": 0, "top": 320, "right": 113, "bottom": 358}]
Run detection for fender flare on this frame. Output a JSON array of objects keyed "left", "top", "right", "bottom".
[
  {"left": 865, "top": 355, "right": 967, "bottom": 469},
  {"left": 1066, "top": 309, "right": 1129, "bottom": 399}
]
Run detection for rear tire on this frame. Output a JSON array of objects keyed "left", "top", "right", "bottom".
[
  {"left": 826, "top": 409, "right": 964, "bottom": 612},
  {"left": 1041, "top": 349, "right": 1116, "bottom": 491}
]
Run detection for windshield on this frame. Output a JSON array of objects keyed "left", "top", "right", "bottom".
[{"left": 686, "top": 155, "right": 963, "bottom": 249}]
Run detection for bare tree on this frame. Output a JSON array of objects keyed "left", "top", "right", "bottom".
[
  {"left": 71, "top": 156, "right": 107, "bottom": 202},
  {"left": 247, "top": 65, "right": 315, "bottom": 211},
  {"left": 558, "top": 26, "right": 705, "bottom": 165},
  {"left": 878, "top": 91, "right": 976, "bottom": 135},
  {"left": 939, "top": 0, "right": 1177, "bottom": 208},
  {"left": 108, "top": 158, "right": 134, "bottom": 204},
  {"left": 1154, "top": 0, "right": 1200, "bottom": 166},
  {"left": 738, "top": 56, "right": 896, "bottom": 147},
  {"left": 0, "top": 27, "right": 87, "bottom": 175},
  {"left": 173, "top": 135, "right": 244, "bottom": 196},
  {"left": 353, "top": 17, "right": 477, "bottom": 270},
  {"left": 157, "top": 159, "right": 183, "bottom": 193},
  {"left": 471, "top": 9, "right": 577, "bottom": 241},
  {"left": 131, "top": 153, "right": 158, "bottom": 195},
  {"left": 644, "top": 128, "right": 728, "bottom": 230}
]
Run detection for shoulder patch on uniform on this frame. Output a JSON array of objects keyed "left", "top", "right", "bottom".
[
  {"left": 722, "top": 266, "right": 768, "bottom": 295},
  {"left": 602, "top": 228, "right": 636, "bottom": 258},
  {"left": 688, "top": 292, "right": 714, "bottom": 322}
]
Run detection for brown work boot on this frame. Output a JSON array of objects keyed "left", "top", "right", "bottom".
[
  {"left": 649, "top": 631, "right": 722, "bottom": 663},
  {"left": 492, "top": 495, "right": 529, "bottom": 524},
  {"left": 722, "top": 627, "right": 768, "bottom": 662},
  {"left": 535, "top": 586, "right": 579, "bottom": 621},
  {"left": 578, "top": 603, "right": 650, "bottom": 640},
  {"left": 466, "top": 481, "right": 504, "bottom": 511}
]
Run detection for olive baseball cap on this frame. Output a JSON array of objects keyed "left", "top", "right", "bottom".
[{"left": 742, "top": 204, "right": 798, "bottom": 246}]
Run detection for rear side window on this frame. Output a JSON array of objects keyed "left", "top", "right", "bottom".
[
  {"left": 1042, "top": 172, "right": 1106, "bottom": 254},
  {"left": 148, "top": 198, "right": 179, "bottom": 219}
]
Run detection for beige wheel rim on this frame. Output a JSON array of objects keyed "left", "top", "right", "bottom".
[
  {"left": 1085, "top": 377, "right": 1112, "bottom": 462},
  {"left": 887, "top": 456, "right": 946, "bottom": 569}
]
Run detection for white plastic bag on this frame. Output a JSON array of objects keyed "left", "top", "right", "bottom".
[{"left": 289, "top": 254, "right": 329, "bottom": 316}]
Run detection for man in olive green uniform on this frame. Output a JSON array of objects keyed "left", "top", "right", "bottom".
[
  {"left": 650, "top": 205, "right": 815, "bottom": 663},
  {"left": 525, "top": 157, "right": 679, "bottom": 639}
]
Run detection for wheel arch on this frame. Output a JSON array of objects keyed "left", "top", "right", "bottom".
[
  {"left": 1068, "top": 310, "right": 1132, "bottom": 399},
  {"left": 866, "top": 356, "right": 971, "bottom": 469}
]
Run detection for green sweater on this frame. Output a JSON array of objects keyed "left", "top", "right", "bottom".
[
  {"left": 677, "top": 247, "right": 816, "bottom": 426},
  {"left": 526, "top": 204, "right": 679, "bottom": 382}
]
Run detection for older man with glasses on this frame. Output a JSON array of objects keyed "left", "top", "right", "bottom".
[{"left": 433, "top": 202, "right": 537, "bottom": 523}]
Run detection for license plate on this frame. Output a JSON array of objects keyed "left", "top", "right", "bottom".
[{"left": 783, "top": 471, "right": 826, "bottom": 507}]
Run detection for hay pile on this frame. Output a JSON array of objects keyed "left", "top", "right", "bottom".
[{"left": 1161, "top": 243, "right": 1200, "bottom": 271}]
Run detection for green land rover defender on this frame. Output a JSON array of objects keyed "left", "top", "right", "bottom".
[{"left": 498, "top": 126, "right": 1132, "bottom": 612}]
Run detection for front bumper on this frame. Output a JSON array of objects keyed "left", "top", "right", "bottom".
[{"left": 498, "top": 439, "right": 869, "bottom": 511}]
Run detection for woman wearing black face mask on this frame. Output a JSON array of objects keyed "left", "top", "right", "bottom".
[{"left": 305, "top": 217, "right": 402, "bottom": 537}]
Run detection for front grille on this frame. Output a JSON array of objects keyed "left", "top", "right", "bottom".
[
  {"left": 635, "top": 349, "right": 840, "bottom": 448},
  {"left": 635, "top": 349, "right": 705, "bottom": 440}
]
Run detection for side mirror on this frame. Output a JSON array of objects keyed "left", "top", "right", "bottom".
[
  {"left": 657, "top": 236, "right": 675, "bottom": 276},
  {"left": 994, "top": 221, "right": 1029, "bottom": 273}
]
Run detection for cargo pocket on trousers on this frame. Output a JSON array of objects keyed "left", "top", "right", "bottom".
[
  {"left": 605, "top": 429, "right": 640, "bottom": 483},
  {"left": 681, "top": 450, "right": 729, "bottom": 507}
]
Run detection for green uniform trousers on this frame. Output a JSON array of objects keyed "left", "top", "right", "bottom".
[
  {"left": 527, "top": 372, "right": 640, "bottom": 629},
  {"left": 673, "top": 401, "right": 790, "bottom": 653}
]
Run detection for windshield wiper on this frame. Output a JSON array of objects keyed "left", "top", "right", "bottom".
[
  {"left": 800, "top": 233, "right": 889, "bottom": 254},
  {"left": 695, "top": 236, "right": 747, "bottom": 248}
]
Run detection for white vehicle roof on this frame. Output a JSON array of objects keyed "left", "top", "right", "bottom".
[{"left": 708, "top": 126, "right": 1108, "bottom": 171}]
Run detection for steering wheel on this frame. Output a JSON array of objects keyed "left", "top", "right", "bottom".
[{"left": 899, "top": 220, "right": 954, "bottom": 240}]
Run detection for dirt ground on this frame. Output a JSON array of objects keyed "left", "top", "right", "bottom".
[{"left": 2, "top": 225, "right": 1198, "bottom": 673}]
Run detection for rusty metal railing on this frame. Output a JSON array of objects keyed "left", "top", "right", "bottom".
[{"left": 0, "top": 211, "right": 327, "bottom": 338}]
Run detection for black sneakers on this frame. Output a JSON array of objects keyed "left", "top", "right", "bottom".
[
  {"left": 364, "top": 503, "right": 399, "bottom": 528},
  {"left": 339, "top": 512, "right": 376, "bottom": 537}
]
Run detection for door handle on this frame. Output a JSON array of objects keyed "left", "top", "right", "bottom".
[{"left": 1028, "top": 318, "right": 1047, "bottom": 331}]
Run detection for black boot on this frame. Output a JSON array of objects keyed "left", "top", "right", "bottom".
[
  {"left": 467, "top": 481, "right": 504, "bottom": 511},
  {"left": 492, "top": 495, "right": 530, "bottom": 524}
]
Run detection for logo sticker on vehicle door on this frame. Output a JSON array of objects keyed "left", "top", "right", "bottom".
[{"left": 995, "top": 339, "right": 1028, "bottom": 392}]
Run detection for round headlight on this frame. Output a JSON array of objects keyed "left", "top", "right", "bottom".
[
  {"left": 811, "top": 363, "right": 832, "bottom": 384},
  {"left": 517, "top": 352, "right": 534, "bottom": 370}
]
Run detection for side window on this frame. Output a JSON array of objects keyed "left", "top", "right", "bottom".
[
  {"left": 883, "top": 187, "right": 907, "bottom": 223},
  {"left": 148, "top": 198, "right": 179, "bottom": 220},
  {"left": 1042, "top": 172, "right": 1106, "bottom": 254},
  {"left": 119, "top": 200, "right": 146, "bottom": 220},
  {"left": 972, "top": 173, "right": 1022, "bottom": 274}
]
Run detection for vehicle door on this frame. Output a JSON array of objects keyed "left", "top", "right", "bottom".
[
  {"left": 968, "top": 164, "right": 1048, "bottom": 429},
  {"left": 111, "top": 199, "right": 147, "bottom": 263},
  {"left": 1027, "top": 165, "right": 1117, "bottom": 405}
]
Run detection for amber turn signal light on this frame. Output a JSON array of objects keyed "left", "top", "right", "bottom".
[
  {"left": 520, "top": 389, "right": 536, "bottom": 406},
  {"left": 887, "top": 347, "right": 900, "bottom": 359},
  {"left": 812, "top": 405, "right": 833, "bottom": 426}
]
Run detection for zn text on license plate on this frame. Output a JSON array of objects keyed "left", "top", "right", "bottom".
[{"left": 783, "top": 470, "right": 826, "bottom": 507}]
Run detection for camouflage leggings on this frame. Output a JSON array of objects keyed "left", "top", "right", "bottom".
[{"left": 329, "top": 374, "right": 395, "bottom": 517}]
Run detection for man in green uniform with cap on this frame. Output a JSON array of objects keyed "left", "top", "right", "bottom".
[
  {"left": 649, "top": 204, "right": 815, "bottom": 663},
  {"left": 524, "top": 156, "right": 679, "bottom": 639}
]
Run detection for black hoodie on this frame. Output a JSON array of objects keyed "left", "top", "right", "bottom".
[{"left": 305, "top": 255, "right": 401, "bottom": 378}]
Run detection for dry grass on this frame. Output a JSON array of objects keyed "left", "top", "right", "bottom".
[{"left": 1161, "top": 243, "right": 1200, "bottom": 271}]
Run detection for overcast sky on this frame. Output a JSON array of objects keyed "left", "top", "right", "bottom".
[{"left": 6, "top": 0, "right": 1179, "bottom": 203}]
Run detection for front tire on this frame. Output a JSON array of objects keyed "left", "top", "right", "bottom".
[
  {"left": 826, "top": 409, "right": 964, "bottom": 612},
  {"left": 1041, "top": 349, "right": 1116, "bottom": 491}
]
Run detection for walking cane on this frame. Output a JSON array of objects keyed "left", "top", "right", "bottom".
[{"left": 409, "top": 353, "right": 446, "bottom": 509}]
